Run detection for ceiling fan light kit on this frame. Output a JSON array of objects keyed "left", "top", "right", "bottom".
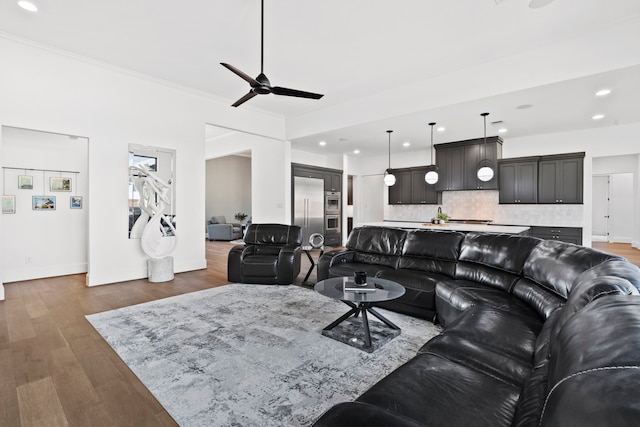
[
  {"left": 425, "top": 122, "right": 439, "bottom": 185},
  {"left": 221, "top": 0, "right": 324, "bottom": 107},
  {"left": 384, "top": 130, "right": 396, "bottom": 187},
  {"left": 477, "top": 112, "right": 495, "bottom": 182}
]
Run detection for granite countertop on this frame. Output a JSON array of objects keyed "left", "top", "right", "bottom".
[{"left": 361, "top": 221, "right": 530, "bottom": 235}]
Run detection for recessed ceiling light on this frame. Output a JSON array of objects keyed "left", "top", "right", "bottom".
[
  {"left": 403, "top": 142, "right": 410, "bottom": 147},
  {"left": 353, "top": 149, "right": 360, "bottom": 154},
  {"left": 516, "top": 104, "right": 533, "bottom": 110},
  {"left": 595, "top": 89, "right": 611, "bottom": 97},
  {"left": 17, "top": 1, "right": 38, "bottom": 12},
  {"left": 592, "top": 114, "right": 605, "bottom": 120},
  {"left": 319, "top": 141, "right": 326, "bottom": 146},
  {"left": 498, "top": 128, "right": 508, "bottom": 133},
  {"left": 437, "top": 127, "right": 446, "bottom": 132}
]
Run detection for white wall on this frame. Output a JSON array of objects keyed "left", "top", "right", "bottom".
[
  {"left": 0, "top": 35, "right": 286, "bottom": 297},
  {"left": 205, "top": 155, "right": 251, "bottom": 225},
  {"left": 1, "top": 127, "right": 88, "bottom": 282},
  {"left": 205, "top": 130, "right": 291, "bottom": 224}
]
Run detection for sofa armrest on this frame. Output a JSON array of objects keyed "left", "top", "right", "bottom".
[
  {"left": 276, "top": 245, "right": 302, "bottom": 284},
  {"left": 313, "top": 402, "right": 424, "bottom": 427},
  {"left": 208, "top": 223, "right": 234, "bottom": 240},
  {"left": 317, "top": 249, "right": 355, "bottom": 281},
  {"left": 227, "top": 244, "right": 255, "bottom": 282}
]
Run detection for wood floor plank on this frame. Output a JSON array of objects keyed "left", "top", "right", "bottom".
[
  {"left": 5, "top": 299, "right": 36, "bottom": 343},
  {"left": 17, "top": 377, "right": 69, "bottom": 427},
  {"left": 0, "top": 377, "right": 21, "bottom": 427},
  {"left": 11, "top": 338, "right": 51, "bottom": 388}
]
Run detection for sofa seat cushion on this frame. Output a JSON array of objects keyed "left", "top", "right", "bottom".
[
  {"left": 435, "top": 279, "right": 540, "bottom": 327},
  {"left": 419, "top": 306, "right": 542, "bottom": 387},
  {"left": 241, "top": 254, "right": 277, "bottom": 277},
  {"left": 328, "top": 263, "right": 394, "bottom": 279},
  {"left": 356, "top": 353, "right": 521, "bottom": 427},
  {"left": 376, "top": 269, "right": 450, "bottom": 311}
]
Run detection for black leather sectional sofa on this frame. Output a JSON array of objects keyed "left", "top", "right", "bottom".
[{"left": 314, "top": 226, "right": 640, "bottom": 426}]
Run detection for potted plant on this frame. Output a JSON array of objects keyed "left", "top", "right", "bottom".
[
  {"left": 234, "top": 212, "right": 248, "bottom": 223},
  {"left": 436, "top": 211, "right": 450, "bottom": 224}
]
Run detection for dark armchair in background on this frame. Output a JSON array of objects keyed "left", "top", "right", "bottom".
[
  {"left": 207, "top": 216, "right": 243, "bottom": 241},
  {"left": 228, "top": 224, "right": 302, "bottom": 284}
]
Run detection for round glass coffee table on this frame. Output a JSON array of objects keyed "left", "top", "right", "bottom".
[{"left": 315, "top": 277, "right": 405, "bottom": 350}]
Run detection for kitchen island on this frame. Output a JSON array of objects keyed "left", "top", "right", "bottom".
[{"left": 361, "top": 221, "right": 530, "bottom": 235}]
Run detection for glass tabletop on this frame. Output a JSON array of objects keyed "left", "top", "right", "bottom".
[{"left": 314, "top": 276, "right": 405, "bottom": 303}]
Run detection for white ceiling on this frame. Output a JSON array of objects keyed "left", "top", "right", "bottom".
[{"left": 2, "top": 0, "right": 640, "bottom": 157}]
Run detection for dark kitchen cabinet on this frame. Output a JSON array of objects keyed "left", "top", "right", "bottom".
[
  {"left": 387, "top": 167, "right": 439, "bottom": 205},
  {"left": 435, "top": 136, "right": 502, "bottom": 191},
  {"left": 499, "top": 158, "right": 538, "bottom": 204},
  {"left": 325, "top": 172, "right": 342, "bottom": 192},
  {"left": 435, "top": 145, "right": 465, "bottom": 191},
  {"left": 538, "top": 153, "right": 584, "bottom": 204},
  {"left": 530, "top": 226, "right": 583, "bottom": 245},
  {"left": 411, "top": 168, "right": 440, "bottom": 204},
  {"left": 388, "top": 170, "right": 412, "bottom": 204},
  {"left": 464, "top": 142, "right": 499, "bottom": 190}
]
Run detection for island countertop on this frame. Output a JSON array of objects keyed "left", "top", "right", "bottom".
[{"left": 360, "top": 221, "right": 530, "bottom": 235}]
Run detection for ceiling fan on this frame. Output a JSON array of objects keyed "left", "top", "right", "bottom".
[{"left": 220, "top": 0, "right": 324, "bottom": 107}]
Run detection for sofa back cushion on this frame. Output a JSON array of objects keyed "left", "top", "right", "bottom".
[
  {"left": 511, "top": 278, "right": 565, "bottom": 320},
  {"left": 347, "top": 227, "right": 407, "bottom": 268},
  {"left": 398, "top": 230, "right": 464, "bottom": 277},
  {"left": 522, "top": 240, "right": 623, "bottom": 299},
  {"left": 541, "top": 295, "right": 640, "bottom": 426},
  {"left": 455, "top": 233, "right": 542, "bottom": 292},
  {"left": 244, "top": 224, "right": 302, "bottom": 246}
]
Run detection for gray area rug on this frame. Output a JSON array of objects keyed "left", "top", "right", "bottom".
[{"left": 86, "top": 284, "right": 441, "bottom": 427}]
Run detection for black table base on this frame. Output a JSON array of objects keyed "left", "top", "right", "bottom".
[{"left": 323, "top": 300, "right": 400, "bottom": 348}]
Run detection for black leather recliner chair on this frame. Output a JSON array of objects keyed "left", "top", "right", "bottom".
[{"left": 227, "top": 223, "right": 302, "bottom": 284}]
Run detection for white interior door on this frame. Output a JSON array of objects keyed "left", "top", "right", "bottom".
[
  {"left": 609, "top": 173, "right": 634, "bottom": 243},
  {"left": 592, "top": 175, "right": 609, "bottom": 241}
]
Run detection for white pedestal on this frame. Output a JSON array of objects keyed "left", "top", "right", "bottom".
[{"left": 148, "top": 256, "right": 174, "bottom": 283}]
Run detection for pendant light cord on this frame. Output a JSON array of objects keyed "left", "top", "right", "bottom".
[
  {"left": 387, "top": 130, "right": 393, "bottom": 170},
  {"left": 429, "top": 122, "right": 436, "bottom": 163},
  {"left": 481, "top": 112, "right": 489, "bottom": 162},
  {"left": 260, "top": 0, "right": 264, "bottom": 74}
]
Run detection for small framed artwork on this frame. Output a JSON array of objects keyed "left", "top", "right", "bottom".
[
  {"left": 32, "top": 196, "right": 56, "bottom": 211},
  {"left": 70, "top": 196, "right": 83, "bottom": 209},
  {"left": 50, "top": 177, "right": 72, "bottom": 192},
  {"left": 18, "top": 175, "right": 33, "bottom": 189},
  {"left": 2, "top": 195, "right": 16, "bottom": 214}
]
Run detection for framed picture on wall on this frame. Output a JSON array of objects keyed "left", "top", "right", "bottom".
[
  {"left": 32, "top": 196, "right": 56, "bottom": 211},
  {"left": 18, "top": 175, "right": 33, "bottom": 189},
  {"left": 70, "top": 196, "right": 83, "bottom": 209},
  {"left": 2, "top": 195, "right": 16, "bottom": 214},
  {"left": 50, "top": 177, "right": 72, "bottom": 192}
]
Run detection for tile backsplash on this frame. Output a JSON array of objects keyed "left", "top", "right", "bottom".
[{"left": 387, "top": 191, "right": 584, "bottom": 227}]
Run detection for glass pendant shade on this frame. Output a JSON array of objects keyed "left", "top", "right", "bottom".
[
  {"left": 425, "top": 169, "right": 439, "bottom": 184},
  {"left": 477, "top": 113, "right": 494, "bottom": 182},
  {"left": 477, "top": 166, "right": 494, "bottom": 182},
  {"left": 384, "top": 171, "right": 396, "bottom": 186},
  {"left": 425, "top": 122, "right": 439, "bottom": 184}
]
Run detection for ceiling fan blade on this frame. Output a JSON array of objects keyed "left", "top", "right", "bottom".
[
  {"left": 220, "top": 63, "right": 259, "bottom": 86},
  {"left": 271, "top": 86, "right": 324, "bottom": 99},
  {"left": 231, "top": 91, "right": 258, "bottom": 107}
]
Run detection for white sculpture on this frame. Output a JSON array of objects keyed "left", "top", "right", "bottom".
[{"left": 129, "top": 164, "right": 176, "bottom": 259}]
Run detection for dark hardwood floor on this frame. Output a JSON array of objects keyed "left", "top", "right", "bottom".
[{"left": 0, "top": 239, "right": 637, "bottom": 426}]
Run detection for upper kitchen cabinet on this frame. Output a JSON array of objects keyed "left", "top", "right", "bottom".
[
  {"left": 411, "top": 168, "right": 440, "bottom": 204},
  {"left": 435, "top": 144, "right": 464, "bottom": 191},
  {"left": 435, "top": 136, "right": 502, "bottom": 191},
  {"left": 388, "top": 170, "right": 412, "bottom": 204},
  {"left": 498, "top": 157, "right": 539, "bottom": 204},
  {"left": 387, "top": 167, "right": 440, "bottom": 205},
  {"left": 325, "top": 172, "right": 342, "bottom": 192},
  {"left": 538, "top": 153, "right": 584, "bottom": 204}
]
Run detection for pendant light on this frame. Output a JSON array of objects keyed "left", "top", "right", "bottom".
[
  {"left": 424, "top": 122, "right": 439, "bottom": 184},
  {"left": 477, "top": 112, "right": 494, "bottom": 182},
  {"left": 383, "top": 130, "right": 396, "bottom": 186}
]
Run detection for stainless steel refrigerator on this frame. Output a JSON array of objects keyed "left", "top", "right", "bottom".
[{"left": 294, "top": 176, "right": 325, "bottom": 245}]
